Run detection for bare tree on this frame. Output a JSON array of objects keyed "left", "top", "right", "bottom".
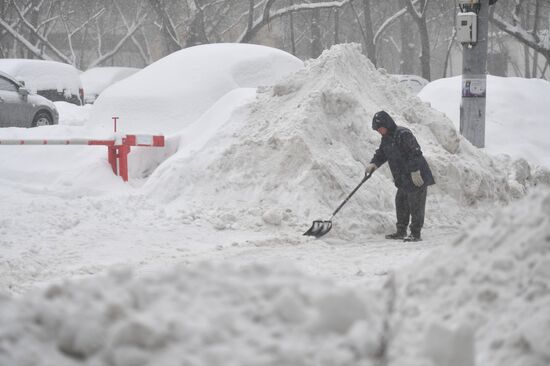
[
  {"left": 310, "top": 5, "right": 323, "bottom": 58},
  {"left": 1, "top": 0, "right": 548, "bottom": 81},
  {"left": 398, "top": 0, "right": 416, "bottom": 74},
  {"left": 113, "top": 0, "right": 154, "bottom": 65},
  {"left": 490, "top": 0, "right": 550, "bottom": 77},
  {"left": 148, "top": 0, "right": 181, "bottom": 53},
  {"left": 405, "top": 0, "right": 431, "bottom": 80},
  {"left": 0, "top": 0, "right": 149, "bottom": 69},
  {"left": 361, "top": 0, "right": 375, "bottom": 63},
  {"left": 184, "top": 0, "right": 209, "bottom": 47},
  {"left": 238, "top": 0, "right": 352, "bottom": 43},
  {"left": 347, "top": 0, "right": 375, "bottom": 64}
]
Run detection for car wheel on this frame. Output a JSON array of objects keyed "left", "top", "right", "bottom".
[{"left": 32, "top": 111, "right": 53, "bottom": 127}]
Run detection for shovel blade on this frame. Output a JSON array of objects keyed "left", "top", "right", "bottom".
[{"left": 303, "top": 220, "right": 332, "bottom": 238}]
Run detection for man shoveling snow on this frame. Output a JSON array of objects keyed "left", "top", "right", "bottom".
[{"left": 365, "top": 111, "right": 435, "bottom": 242}]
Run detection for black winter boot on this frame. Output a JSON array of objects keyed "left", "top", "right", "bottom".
[
  {"left": 403, "top": 233, "right": 422, "bottom": 242},
  {"left": 385, "top": 231, "right": 406, "bottom": 240}
]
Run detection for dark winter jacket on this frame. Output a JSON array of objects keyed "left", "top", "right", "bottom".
[{"left": 370, "top": 112, "right": 435, "bottom": 192}]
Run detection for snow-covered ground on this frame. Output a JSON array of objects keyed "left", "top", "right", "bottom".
[{"left": 0, "top": 43, "right": 549, "bottom": 366}]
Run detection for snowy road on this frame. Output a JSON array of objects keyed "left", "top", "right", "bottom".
[{"left": 0, "top": 179, "right": 456, "bottom": 294}]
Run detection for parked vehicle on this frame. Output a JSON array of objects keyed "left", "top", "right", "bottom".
[
  {"left": 90, "top": 43, "right": 303, "bottom": 134},
  {"left": 0, "top": 71, "right": 59, "bottom": 128},
  {"left": 392, "top": 74, "right": 429, "bottom": 94},
  {"left": 0, "top": 59, "right": 83, "bottom": 105},
  {"left": 80, "top": 67, "right": 140, "bottom": 104}
]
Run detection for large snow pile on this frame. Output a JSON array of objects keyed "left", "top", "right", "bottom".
[
  {"left": 388, "top": 186, "right": 550, "bottom": 366},
  {"left": 0, "top": 59, "right": 81, "bottom": 95},
  {"left": 419, "top": 75, "right": 550, "bottom": 168},
  {"left": 145, "top": 44, "right": 548, "bottom": 238},
  {"left": 89, "top": 43, "right": 303, "bottom": 134},
  {"left": 0, "top": 263, "right": 385, "bottom": 366}
]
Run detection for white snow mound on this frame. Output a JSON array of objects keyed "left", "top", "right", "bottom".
[
  {"left": 88, "top": 43, "right": 303, "bottom": 134},
  {"left": 0, "top": 263, "right": 385, "bottom": 366},
  {"left": 145, "top": 44, "right": 549, "bottom": 238},
  {"left": 388, "top": 186, "right": 550, "bottom": 366},
  {"left": 419, "top": 75, "right": 550, "bottom": 168}
]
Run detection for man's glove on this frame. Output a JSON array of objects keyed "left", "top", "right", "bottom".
[
  {"left": 411, "top": 170, "right": 424, "bottom": 187},
  {"left": 365, "top": 163, "right": 377, "bottom": 177}
]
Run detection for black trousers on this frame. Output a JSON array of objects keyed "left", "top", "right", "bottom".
[{"left": 395, "top": 186, "right": 427, "bottom": 236}]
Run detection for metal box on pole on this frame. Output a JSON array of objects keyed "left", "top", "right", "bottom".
[{"left": 456, "top": 13, "right": 478, "bottom": 43}]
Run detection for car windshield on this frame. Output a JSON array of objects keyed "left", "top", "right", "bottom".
[{"left": 0, "top": 76, "right": 18, "bottom": 92}]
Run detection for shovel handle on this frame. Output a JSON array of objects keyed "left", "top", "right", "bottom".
[{"left": 330, "top": 172, "right": 372, "bottom": 218}]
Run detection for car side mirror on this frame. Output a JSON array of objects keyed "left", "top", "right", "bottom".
[{"left": 18, "top": 87, "right": 29, "bottom": 96}]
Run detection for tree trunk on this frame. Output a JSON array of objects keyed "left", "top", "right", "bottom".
[
  {"left": 310, "top": 7, "right": 322, "bottom": 58},
  {"left": 406, "top": 0, "right": 431, "bottom": 80},
  {"left": 418, "top": 14, "right": 430, "bottom": 80},
  {"left": 148, "top": 0, "right": 180, "bottom": 54},
  {"left": 362, "top": 0, "right": 375, "bottom": 64},
  {"left": 442, "top": 28, "right": 456, "bottom": 78},
  {"left": 289, "top": 0, "right": 296, "bottom": 55},
  {"left": 530, "top": 0, "right": 541, "bottom": 77},
  {"left": 333, "top": 8, "right": 339, "bottom": 45},
  {"left": 185, "top": 2, "right": 208, "bottom": 48},
  {"left": 248, "top": 0, "right": 254, "bottom": 31},
  {"left": 399, "top": 0, "right": 415, "bottom": 74},
  {"left": 27, "top": 0, "right": 41, "bottom": 59}
]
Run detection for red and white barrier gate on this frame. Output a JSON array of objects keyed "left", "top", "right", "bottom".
[{"left": 0, "top": 134, "right": 165, "bottom": 182}]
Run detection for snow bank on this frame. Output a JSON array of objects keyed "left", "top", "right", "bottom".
[
  {"left": 0, "top": 263, "right": 385, "bottom": 366},
  {"left": 145, "top": 44, "right": 548, "bottom": 238},
  {"left": 89, "top": 43, "right": 303, "bottom": 134},
  {"left": 55, "top": 102, "right": 93, "bottom": 126},
  {"left": 0, "top": 124, "right": 128, "bottom": 194},
  {"left": 419, "top": 75, "right": 550, "bottom": 168},
  {"left": 388, "top": 186, "right": 550, "bottom": 366}
]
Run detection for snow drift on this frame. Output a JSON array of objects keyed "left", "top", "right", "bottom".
[
  {"left": 419, "top": 75, "right": 550, "bottom": 168},
  {"left": 145, "top": 44, "right": 549, "bottom": 238},
  {"left": 388, "top": 186, "right": 550, "bottom": 366},
  {"left": 0, "top": 263, "right": 385, "bottom": 366},
  {"left": 2, "top": 186, "right": 549, "bottom": 366},
  {"left": 89, "top": 43, "right": 303, "bottom": 135}
]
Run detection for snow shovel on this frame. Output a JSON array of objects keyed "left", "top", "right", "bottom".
[{"left": 303, "top": 172, "right": 372, "bottom": 238}]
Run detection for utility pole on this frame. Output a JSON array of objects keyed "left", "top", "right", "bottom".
[{"left": 457, "top": 0, "right": 490, "bottom": 148}]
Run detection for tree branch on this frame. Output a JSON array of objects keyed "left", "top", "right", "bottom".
[
  {"left": 373, "top": 0, "right": 418, "bottom": 46},
  {"left": 87, "top": 16, "right": 146, "bottom": 68},
  {"left": 10, "top": 0, "right": 73, "bottom": 63},
  {"left": 239, "top": 0, "right": 352, "bottom": 43},
  {"left": 0, "top": 16, "right": 53, "bottom": 60},
  {"left": 113, "top": 0, "right": 151, "bottom": 65},
  {"left": 490, "top": 12, "right": 550, "bottom": 62}
]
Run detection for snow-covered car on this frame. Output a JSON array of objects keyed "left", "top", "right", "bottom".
[
  {"left": 0, "top": 59, "right": 83, "bottom": 105},
  {"left": 80, "top": 67, "right": 140, "bottom": 104},
  {"left": 90, "top": 43, "right": 304, "bottom": 134},
  {"left": 0, "top": 70, "right": 59, "bottom": 127},
  {"left": 392, "top": 74, "right": 429, "bottom": 94}
]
